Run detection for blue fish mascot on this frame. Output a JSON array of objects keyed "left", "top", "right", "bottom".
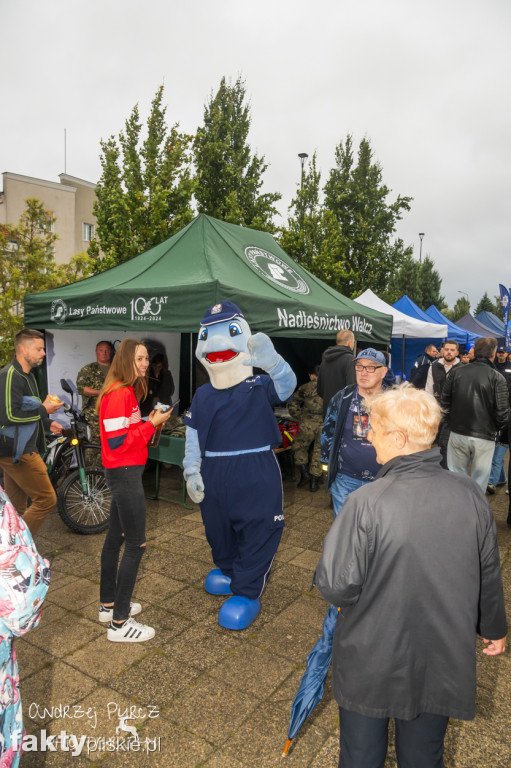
[{"left": 183, "top": 301, "right": 297, "bottom": 630}]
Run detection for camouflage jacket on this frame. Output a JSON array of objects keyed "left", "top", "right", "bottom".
[
  {"left": 288, "top": 380, "right": 323, "bottom": 422},
  {"left": 76, "top": 362, "right": 109, "bottom": 416}
]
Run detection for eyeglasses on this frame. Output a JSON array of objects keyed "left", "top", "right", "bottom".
[{"left": 354, "top": 364, "right": 384, "bottom": 373}]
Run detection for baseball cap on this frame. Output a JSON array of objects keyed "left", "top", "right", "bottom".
[
  {"left": 354, "top": 348, "right": 386, "bottom": 366},
  {"left": 200, "top": 301, "right": 245, "bottom": 326},
  {"left": 497, "top": 345, "right": 507, "bottom": 353}
]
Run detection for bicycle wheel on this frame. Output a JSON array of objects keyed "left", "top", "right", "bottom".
[{"left": 57, "top": 467, "right": 111, "bottom": 534}]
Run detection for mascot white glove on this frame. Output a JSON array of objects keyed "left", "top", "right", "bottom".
[
  {"left": 186, "top": 473, "right": 205, "bottom": 504},
  {"left": 243, "top": 333, "right": 280, "bottom": 372},
  {"left": 243, "top": 332, "right": 296, "bottom": 401},
  {"left": 183, "top": 426, "right": 205, "bottom": 504}
]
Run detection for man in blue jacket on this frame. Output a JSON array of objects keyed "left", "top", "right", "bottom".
[{"left": 321, "top": 348, "right": 387, "bottom": 518}]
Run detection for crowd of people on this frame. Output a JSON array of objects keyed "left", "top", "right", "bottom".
[
  {"left": 284, "top": 331, "right": 509, "bottom": 766},
  {"left": 0, "top": 324, "right": 509, "bottom": 766}
]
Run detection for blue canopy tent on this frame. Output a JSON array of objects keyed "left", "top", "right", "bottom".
[
  {"left": 391, "top": 295, "right": 448, "bottom": 378},
  {"left": 393, "top": 294, "right": 437, "bottom": 323},
  {"left": 475, "top": 310, "right": 507, "bottom": 338},
  {"left": 456, "top": 313, "right": 505, "bottom": 345},
  {"left": 425, "top": 305, "right": 480, "bottom": 348}
]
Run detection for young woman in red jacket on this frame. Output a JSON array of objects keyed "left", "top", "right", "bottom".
[{"left": 96, "top": 339, "right": 172, "bottom": 642}]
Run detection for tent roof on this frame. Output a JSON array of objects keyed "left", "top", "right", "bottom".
[
  {"left": 475, "top": 310, "right": 506, "bottom": 335},
  {"left": 456, "top": 313, "right": 505, "bottom": 342},
  {"left": 425, "top": 305, "right": 480, "bottom": 346},
  {"left": 25, "top": 214, "right": 392, "bottom": 343},
  {"left": 354, "top": 289, "right": 447, "bottom": 338},
  {"left": 393, "top": 295, "right": 439, "bottom": 324}
]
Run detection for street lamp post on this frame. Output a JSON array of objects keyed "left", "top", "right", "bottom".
[
  {"left": 298, "top": 153, "right": 308, "bottom": 190},
  {"left": 419, "top": 232, "right": 425, "bottom": 264},
  {"left": 298, "top": 153, "right": 309, "bottom": 236}
]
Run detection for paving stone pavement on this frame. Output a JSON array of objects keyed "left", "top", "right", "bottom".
[{"left": 16, "top": 465, "right": 511, "bottom": 767}]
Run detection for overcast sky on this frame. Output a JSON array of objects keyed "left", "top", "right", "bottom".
[{"left": 3, "top": 0, "right": 510, "bottom": 310}]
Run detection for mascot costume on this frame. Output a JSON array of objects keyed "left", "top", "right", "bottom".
[{"left": 183, "top": 301, "right": 296, "bottom": 630}]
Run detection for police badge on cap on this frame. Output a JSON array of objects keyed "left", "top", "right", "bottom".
[{"left": 201, "top": 301, "right": 245, "bottom": 326}]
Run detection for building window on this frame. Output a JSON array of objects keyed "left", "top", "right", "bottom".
[
  {"left": 83, "top": 222, "right": 95, "bottom": 241},
  {"left": 39, "top": 211, "right": 54, "bottom": 233},
  {"left": 6, "top": 238, "right": 18, "bottom": 252}
]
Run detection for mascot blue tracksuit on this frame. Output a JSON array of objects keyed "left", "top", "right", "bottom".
[{"left": 183, "top": 301, "right": 296, "bottom": 630}]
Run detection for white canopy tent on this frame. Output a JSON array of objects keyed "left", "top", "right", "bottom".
[{"left": 354, "top": 289, "right": 448, "bottom": 378}]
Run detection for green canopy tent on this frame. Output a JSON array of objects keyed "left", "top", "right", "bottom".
[
  {"left": 25, "top": 214, "right": 391, "bottom": 339},
  {"left": 24, "top": 214, "right": 392, "bottom": 399}
]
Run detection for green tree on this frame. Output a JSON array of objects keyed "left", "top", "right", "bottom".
[
  {"left": 445, "top": 296, "right": 471, "bottom": 323},
  {"left": 194, "top": 76, "right": 281, "bottom": 231},
  {"left": 416, "top": 256, "right": 445, "bottom": 310},
  {"left": 0, "top": 199, "right": 95, "bottom": 366},
  {"left": 474, "top": 292, "right": 494, "bottom": 316},
  {"left": 90, "top": 85, "right": 195, "bottom": 270},
  {"left": 279, "top": 153, "right": 325, "bottom": 271},
  {"left": 383, "top": 252, "right": 422, "bottom": 306},
  {"left": 320, "top": 135, "right": 413, "bottom": 298},
  {"left": 493, "top": 295, "right": 505, "bottom": 320}
]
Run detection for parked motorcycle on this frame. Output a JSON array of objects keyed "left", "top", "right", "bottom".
[{"left": 43, "top": 379, "right": 110, "bottom": 534}]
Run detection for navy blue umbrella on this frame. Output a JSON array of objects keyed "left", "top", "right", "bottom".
[{"left": 282, "top": 604, "right": 338, "bottom": 755}]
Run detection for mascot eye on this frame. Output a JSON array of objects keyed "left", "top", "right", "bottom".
[
  {"left": 199, "top": 327, "right": 208, "bottom": 341},
  {"left": 229, "top": 322, "right": 242, "bottom": 337}
]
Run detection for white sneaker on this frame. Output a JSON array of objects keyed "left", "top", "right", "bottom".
[
  {"left": 99, "top": 602, "right": 142, "bottom": 623},
  {"left": 107, "top": 617, "right": 155, "bottom": 643}
]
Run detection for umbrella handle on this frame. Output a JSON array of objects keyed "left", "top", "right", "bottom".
[{"left": 282, "top": 738, "right": 292, "bottom": 756}]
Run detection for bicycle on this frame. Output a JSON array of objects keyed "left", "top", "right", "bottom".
[{"left": 43, "top": 379, "right": 111, "bottom": 535}]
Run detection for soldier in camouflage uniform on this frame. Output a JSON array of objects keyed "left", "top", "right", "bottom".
[
  {"left": 76, "top": 341, "right": 114, "bottom": 454},
  {"left": 288, "top": 367, "right": 324, "bottom": 492}
]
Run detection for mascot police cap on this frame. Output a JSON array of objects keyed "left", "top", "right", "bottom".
[{"left": 201, "top": 301, "right": 245, "bottom": 326}]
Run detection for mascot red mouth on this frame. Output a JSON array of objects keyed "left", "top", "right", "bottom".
[{"left": 206, "top": 349, "right": 238, "bottom": 364}]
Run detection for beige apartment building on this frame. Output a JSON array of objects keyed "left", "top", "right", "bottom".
[{"left": 0, "top": 171, "right": 99, "bottom": 264}]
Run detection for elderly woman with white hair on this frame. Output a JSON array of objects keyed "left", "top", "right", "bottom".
[{"left": 316, "top": 383, "right": 507, "bottom": 768}]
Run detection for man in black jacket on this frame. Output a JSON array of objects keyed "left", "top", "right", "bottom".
[
  {"left": 316, "top": 384, "right": 506, "bottom": 768},
  {"left": 495, "top": 345, "right": 511, "bottom": 393},
  {"left": 0, "top": 329, "right": 63, "bottom": 534},
  {"left": 425, "top": 340, "right": 461, "bottom": 468},
  {"left": 317, "top": 330, "right": 355, "bottom": 419},
  {"left": 408, "top": 343, "right": 439, "bottom": 388},
  {"left": 440, "top": 337, "right": 509, "bottom": 491}
]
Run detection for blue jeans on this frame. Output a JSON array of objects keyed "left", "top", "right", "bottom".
[
  {"left": 330, "top": 473, "right": 369, "bottom": 519},
  {"left": 447, "top": 432, "right": 495, "bottom": 491},
  {"left": 488, "top": 443, "right": 508, "bottom": 487},
  {"left": 100, "top": 466, "right": 146, "bottom": 621},
  {"left": 338, "top": 708, "right": 449, "bottom": 768}
]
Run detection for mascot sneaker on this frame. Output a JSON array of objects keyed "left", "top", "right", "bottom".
[
  {"left": 99, "top": 602, "right": 141, "bottom": 623},
  {"left": 204, "top": 568, "right": 233, "bottom": 595},
  {"left": 218, "top": 596, "right": 261, "bottom": 630},
  {"left": 107, "top": 617, "right": 155, "bottom": 643}
]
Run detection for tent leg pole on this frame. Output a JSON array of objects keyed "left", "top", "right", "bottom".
[
  {"left": 401, "top": 335, "right": 405, "bottom": 383},
  {"left": 190, "top": 332, "right": 193, "bottom": 405}
]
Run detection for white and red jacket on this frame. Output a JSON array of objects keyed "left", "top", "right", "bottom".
[{"left": 99, "top": 385, "right": 155, "bottom": 469}]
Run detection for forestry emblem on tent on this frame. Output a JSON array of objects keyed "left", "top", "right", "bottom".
[
  {"left": 50, "top": 299, "right": 68, "bottom": 325},
  {"left": 244, "top": 247, "right": 310, "bottom": 295}
]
